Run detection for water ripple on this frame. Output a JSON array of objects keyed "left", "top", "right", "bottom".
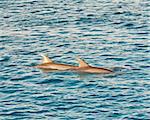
[{"left": 0, "top": 0, "right": 150, "bottom": 119}]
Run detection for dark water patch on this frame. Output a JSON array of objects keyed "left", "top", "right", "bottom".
[
  {"left": 0, "top": 56, "right": 10, "bottom": 62},
  {"left": 96, "top": 85, "right": 108, "bottom": 90},
  {"left": 79, "top": 83, "right": 97, "bottom": 89},
  {"left": 101, "top": 54, "right": 115, "bottom": 57},
  {"left": 123, "top": 23, "right": 134, "bottom": 28},
  {"left": 106, "top": 57, "right": 127, "bottom": 61},
  {"left": 22, "top": 0, "right": 39, "bottom": 5},
  {"left": 108, "top": 112, "right": 125, "bottom": 119},
  {"left": 52, "top": 71, "right": 75, "bottom": 76},
  {"left": 124, "top": 113, "right": 150, "bottom": 120},
  {"left": 32, "top": 95, "right": 53, "bottom": 101},
  {"left": 114, "top": 11, "right": 124, "bottom": 15},
  {"left": 110, "top": 67, "right": 128, "bottom": 72},
  {"left": 137, "top": 32, "right": 149, "bottom": 35},
  {"left": 56, "top": 43, "right": 70, "bottom": 47},
  {"left": 0, "top": 88, "right": 24, "bottom": 94},
  {"left": 96, "top": 104, "right": 113, "bottom": 109},
  {"left": 16, "top": 4, "right": 27, "bottom": 7},
  {"left": 75, "top": 17, "right": 106, "bottom": 25},
  {"left": 140, "top": 65, "right": 150, "bottom": 69},
  {"left": 36, "top": 78, "right": 63, "bottom": 84},
  {"left": 64, "top": 50, "right": 75, "bottom": 54},
  {"left": 10, "top": 75, "right": 34, "bottom": 81},
  {"left": 111, "top": 20, "right": 124, "bottom": 26},
  {"left": 30, "top": 10, "right": 41, "bottom": 14},
  {"left": 0, "top": 111, "right": 27, "bottom": 117},
  {"left": 3, "top": 15, "right": 12, "bottom": 19},
  {"left": 58, "top": 31, "right": 69, "bottom": 34},
  {"left": 108, "top": 87, "right": 129, "bottom": 91},
  {"left": 55, "top": 106, "right": 72, "bottom": 111},
  {"left": 82, "top": 33, "right": 105, "bottom": 37},
  {"left": 87, "top": 14, "right": 95, "bottom": 17},
  {"left": 132, "top": 43, "right": 149, "bottom": 47},
  {"left": 134, "top": 25, "right": 148, "bottom": 29},
  {"left": 65, "top": 80, "right": 81, "bottom": 88},
  {"left": 75, "top": 8, "right": 83, "bottom": 12}
]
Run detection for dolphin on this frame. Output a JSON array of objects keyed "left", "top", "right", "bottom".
[
  {"left": 73, "top": 57, "right": 113, "bottom": 74},
  {"left": 34, "top": 54, "right": 78, "bottom": 70}
]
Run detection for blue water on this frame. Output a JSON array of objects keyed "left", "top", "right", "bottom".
[{"left": 0, "top": 0, "right": 150, "bottom": 119}]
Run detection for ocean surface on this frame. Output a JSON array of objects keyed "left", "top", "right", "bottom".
[{"left": 0, "top": 0, "right": 150, "bottom": 119}]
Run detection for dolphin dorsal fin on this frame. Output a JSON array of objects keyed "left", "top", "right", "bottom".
[
  {"left": 40, "top": 54, "right": 53, "bottom": 63},
  {"left": 77, "top": 57, "right": 89, "bottom": 67}
]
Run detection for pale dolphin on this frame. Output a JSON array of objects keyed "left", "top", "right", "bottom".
[
  {"left": 74, "top": 57, "right": 113, "bottom": 74},
  {"left": 35, "top": 54, "right": 78, "bottom": 70}
]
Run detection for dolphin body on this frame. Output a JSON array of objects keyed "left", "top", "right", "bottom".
[
  {"left": 35, "top": 55, "right": 113, "bottom": 74},
  {"left": 35, "top": 55, "right": 78, "bottom": 70},
  {"left": 73, "top": 57, "right": 113, "bottom": 74}
]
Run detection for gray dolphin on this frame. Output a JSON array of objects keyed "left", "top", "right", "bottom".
[
  {"left": 73, "top": 57, "right": 113, "bottom": 74},
  {"left": 35, "top": 54, "right": 78, "bottom": 70}
]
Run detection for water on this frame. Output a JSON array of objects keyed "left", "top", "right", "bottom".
[{"left": 0, "top": 0, "right": 150, "bottom": 119}]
